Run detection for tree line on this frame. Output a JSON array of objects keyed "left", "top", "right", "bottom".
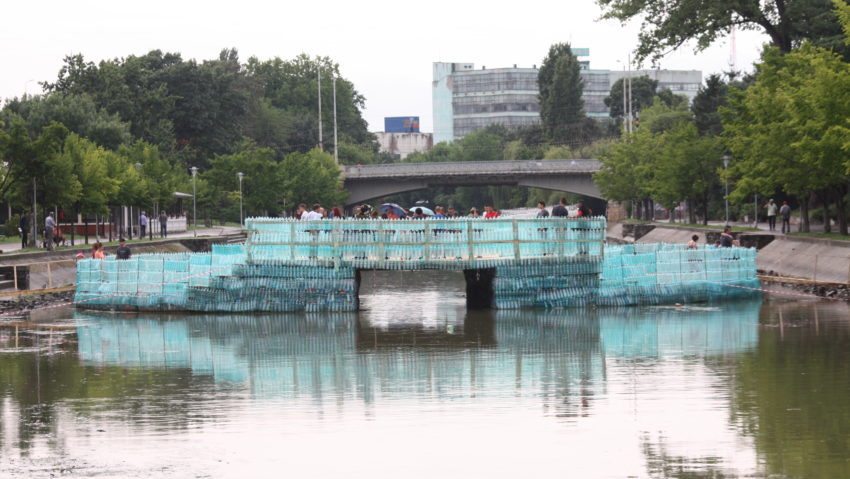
[
  {"left": 594, "top": 0, "right": 850, "bottom": 234},
  {"left": 0, "top": 50, "right": 373, "bottom": 238}
]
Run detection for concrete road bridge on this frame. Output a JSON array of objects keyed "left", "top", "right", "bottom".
[{"left": 343, "top": 159, "right": 602, "bottom": 206}]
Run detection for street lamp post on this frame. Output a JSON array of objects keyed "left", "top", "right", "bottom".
[
  {"left": 190, "top": 166, "right": 198, "bottom": 237},
  {"left": 722, "top": 155, "right": 730, "bottom": 225},
  {"left": 237, "top": 172, "right": 244, "bottom": 227}
]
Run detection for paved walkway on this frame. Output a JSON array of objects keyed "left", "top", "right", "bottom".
[{"left": 0, "top": 226, "right": 243, "bottom": 253}]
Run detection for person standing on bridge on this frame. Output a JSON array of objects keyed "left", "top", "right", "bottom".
[
  {"left": 536, "top": 201, "right": 549, "bottom": 218},
  {"left": 552, "top": 198, "right": 568, "bottom": 217},
  {"left": 432, "top": 206, "right": 447, "bottom": 219},
  {"left": 483, "top": 205, "right": 500, "bottom": 219},
  {"left": 576, "top": 200, "right": 591, "bottom": 217}
]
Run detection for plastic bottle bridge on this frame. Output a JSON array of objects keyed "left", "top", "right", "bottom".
[{"left": 74, "top": 217, "right": 760, "bottom": 312}]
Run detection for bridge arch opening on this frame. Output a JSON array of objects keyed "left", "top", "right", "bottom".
[{"left": 357, "top": 268, "right": 496, "bottom": 313}]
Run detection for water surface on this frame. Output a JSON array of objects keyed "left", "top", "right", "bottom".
[{"left": 1, "top": 271, "right": 848, "bottom": 478}]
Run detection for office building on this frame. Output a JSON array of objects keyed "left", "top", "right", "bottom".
[{"left": 432, "top": 50, "right": 702, "bottom": 143}]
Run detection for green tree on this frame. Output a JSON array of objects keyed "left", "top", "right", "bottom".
[
  {"left": 0, "top": 93, "right": 132, "bottom": 150},
  {"left": 538, "top": 43, "right": 586, "bottom": 143},
  {"left": 279, "top": 148, "right": 346, "bottom": 209},
  {"left": 722, "top": 44, "right": 850, "bottom": 233},
  {"left": 596, "top": 0, "right": 850, "bottom": 64}
]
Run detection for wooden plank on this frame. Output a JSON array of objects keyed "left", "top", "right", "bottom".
[
  {"left": 0, "top": 285, "right": 75, "bottom": 297},
  {"left": 757, "top": 274, "right": 848, "bottom": 288}
]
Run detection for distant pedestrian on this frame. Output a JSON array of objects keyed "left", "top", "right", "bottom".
[
  {"left": 116, "top": 238, "right": 131, "bottom": 259},
  {"left": 483, "top": 205, "right": 499, "bottom": 219},
  {"left": 305, "top": 203, "right": 323, "bottom": 220},
  {"left": 719, "top": 226, "right": 734, "bottom": 247},
  {"left": 331, "top": 206, "right": 343, "bottom": 219},
  {"left": 469, "top": 207, "right": 480, "bottom": 218},
  {"left": 764, "top": 199, "right": 778, "bottom": 231},
  {"left": 687, "top": 234, "right": 699, "bottom": 249},
  {"left": 536, "top": 201, "right": 549, "bottom": 218},
  {"left": 140, "top": 211, "right": 148, "bottom": 238},
  {"left": 447, "top": 207, "right": 459, "bottom": 218},
  {"left": 780, "top": 200, "right": 791, "bottom": 234},
  {"left": 576, "top": 200, "right": 591, "bottom": 217},
  {"left": 433, "top": 206, "right": 447, "bottom": 219},
  {"left": 92, "top": 242, "right": 106, "bottom": 259},
  {"left": 44, "top": 212, "right": 56, "bottom": 251},
  {"left": 412, "top": 207, "right": 426, "bottom": 219},
  {"left": 297, "top": 203, "right": 309, "bottom": 220},
  {"left": 18, "top": 212, "right": 29, "bottom": 249},
  {"left": 552, "top": 198, "right": 568, "bottom": 217},
  {"left": 159, "top": 211, "right": 168, "bottom": 237}
]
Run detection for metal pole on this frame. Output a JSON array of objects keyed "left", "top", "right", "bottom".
[
  {"left": 191, "top": 166, "right": 198, "bottom": 237},
  {"left": 31, "top": 178, "right": 37, "bottom": 248},
  {"left": 318, "top": 68, "right": 323, "bottom": 151},
  {"left": 627, "top": 54, "right": 635, "bottom": 133},
  {"left": 622, "top": 63, "right": 627, "bottom": 132},
  {"left": 237, "top": 172, "right": 244, "bottom": 227},
  {"left": 333, "top": 75, "right": 338, "bottom": 165},
  {"left": 723, "top": 156, "right": 730, "bottom": 225},
  {"left": 754, "top": 194, "right": 759, "bottom": 228}
]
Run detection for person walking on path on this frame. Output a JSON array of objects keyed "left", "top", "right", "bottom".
[
  {"left": 552, "top": 198, "right": 568, "bottom": 217},
  {"left": 779, "top": 201, "right": 792, "bottom": 234},
  {"left": 140, "top": 211, "right": 148, "bottom": 238},
  {"left": 765, "top": 199, "right": 778, "bottom": 231},
  {"left": 536, "top": 201, "right": 550, "bottom": 218},
  {"left": 116, "top": 238, "right": 131, "bottom": 259},
  {"left": 44, "top": 212, "right": 56, "bottom": 251},
  {"left": 18, "top": 212, "right": 29, "bottom": 249},
  {"left": 159, "top": 211, "right": 168, "bottom": 238}
]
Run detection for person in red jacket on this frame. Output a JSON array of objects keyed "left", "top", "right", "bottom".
[{"left": 483, "top": 205, "right": 500, "bottom": 219}]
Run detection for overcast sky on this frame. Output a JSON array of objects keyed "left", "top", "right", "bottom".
[{"left": 2, "top": 0, "right": 767, "bottom": 133}]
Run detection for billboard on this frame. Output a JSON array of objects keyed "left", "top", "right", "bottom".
[{"left": 385, "top": 116, "right": 420, "bottom": 133}]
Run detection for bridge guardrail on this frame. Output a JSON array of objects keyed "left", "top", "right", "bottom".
[{"left": 244, "top": 217, "right": 606, "bottom": 268}]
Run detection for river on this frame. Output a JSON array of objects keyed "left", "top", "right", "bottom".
[{"left": 1, "top": 271, "right": 848, "bottom": 478}]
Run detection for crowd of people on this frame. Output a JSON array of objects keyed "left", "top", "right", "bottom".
[{"left": 293, "top": 197, "right": 593, "bottom": 221}]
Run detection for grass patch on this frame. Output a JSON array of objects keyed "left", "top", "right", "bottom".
[{"left": 787, "top": 231, "right": 850, "bottom": 241}]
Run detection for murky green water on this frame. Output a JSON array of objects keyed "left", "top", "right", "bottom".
[{"left": 1, "top": 271, "right": 849, "bottom": 478}]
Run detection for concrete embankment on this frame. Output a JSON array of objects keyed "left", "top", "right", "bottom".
[{"left": 609, "top": 222, "right": 850, "bottom": 284}]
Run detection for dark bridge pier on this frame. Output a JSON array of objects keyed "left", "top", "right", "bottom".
[{"left": 464, "top": 268, "right": 497, "bottom": 309}]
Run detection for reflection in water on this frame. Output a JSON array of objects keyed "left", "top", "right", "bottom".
[
  {"left": 3, "top": 282, "right": 850, "bottom": 478},
  {"left": 73, "top": 301, "right": 760, "bottom": 405}
]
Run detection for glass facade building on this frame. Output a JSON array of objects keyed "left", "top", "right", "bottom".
[{"left": 432, "top": 51, "right": 701, "bottom": 143}]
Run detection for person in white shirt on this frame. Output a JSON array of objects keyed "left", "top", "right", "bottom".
[{"left": 306, "top": 203, "right": 323, "bottom": 220}]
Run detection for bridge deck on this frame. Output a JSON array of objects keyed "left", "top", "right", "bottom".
[
  {"left": 343, "top": 159, "right": 601, "bottom": 179},
  {"left": 245, "top": 217, "right": 606, "bottom": 269}
]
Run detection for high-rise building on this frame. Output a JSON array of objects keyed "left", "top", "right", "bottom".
[{"left": 432, "top": 50, "right": 701, "bottom": 143}]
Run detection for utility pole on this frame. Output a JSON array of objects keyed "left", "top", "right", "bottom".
[
  {"left": 318, "top": 68, "right": 323, "bottom": 151},
  {"left": 621, "top": 63, "right": 628, "bottom": 132},
  {"left": 31, "top": 178, "right": 37, "bottom": 248},
  {"left": 626, "top": 54, "right": 635, "bottom": 133},
  {"left": 332, "top": 75, "right": 339, "bottom": 165}
]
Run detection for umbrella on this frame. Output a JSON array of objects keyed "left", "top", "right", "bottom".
[
  {"left": 379, "top": 203, "right": 406, "bottom": 217},
  {"left": 408, "top": 206, "right": 435, "bottom": 216}
]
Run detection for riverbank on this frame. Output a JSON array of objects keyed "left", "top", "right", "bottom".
[{"left": 608, "top": 221, "right": 850, "bottom": 288}]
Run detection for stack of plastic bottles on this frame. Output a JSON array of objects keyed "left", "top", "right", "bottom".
[
  {"left": 74, "top": 217, "right": 759, "bottom": 313},
  {"left": 598, "top": 243, "right": 760, "bottom": 306}
]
